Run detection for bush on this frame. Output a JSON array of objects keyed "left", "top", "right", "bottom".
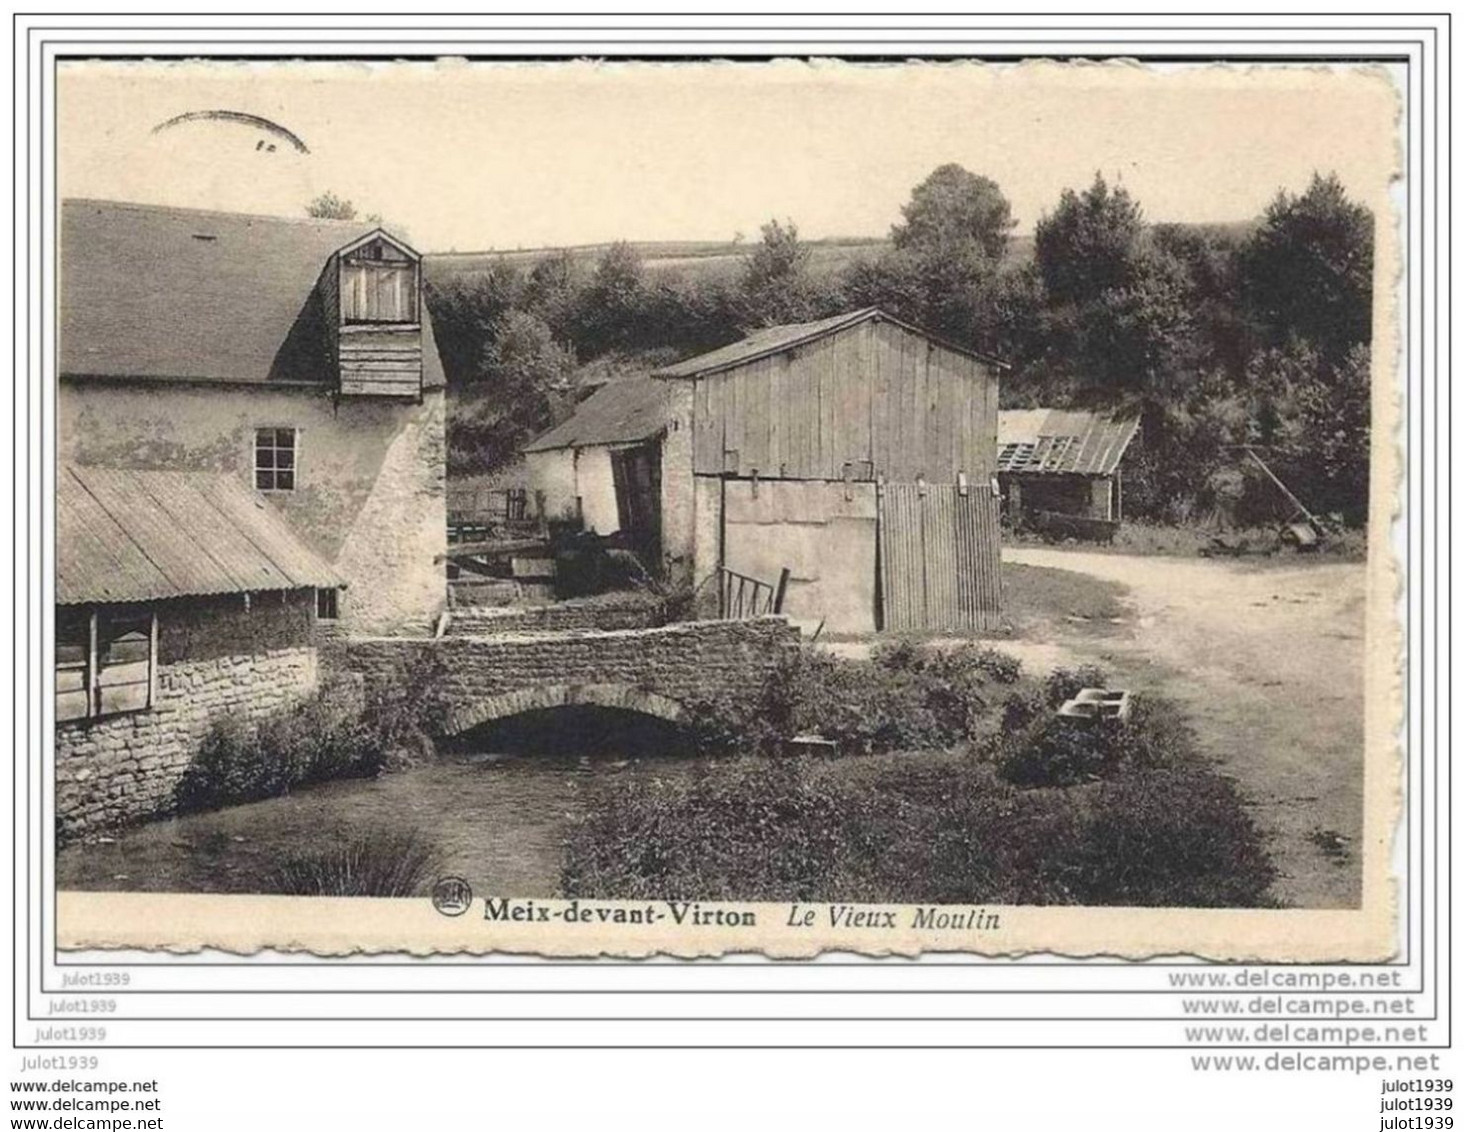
[
  {"left": 996, "top": 664, "right": 1108, "bottom": 736},
  {"left": 1070, "top": 769, "right": 1276, "bottom": 906},
  {"left": 263, "top": 825, "right": 443, "bottom": 898},
  {"left": 682, "top": 644, "right": 1016, "bottom": 758},
  {"left": 994, "top": 693, "right": 1192, "bottom": 788},
  {"left": 562, "top": 758, "right": 882, "bottom": 902},
  {"left": 1043, "top": 664, "right": 1110, "bottom": 707},
  {"left": 175, "top": 677, "right": 420, "bottom": 814},
  {"left": 562, "top": 753, "right": 1277, "bottom": 908}
]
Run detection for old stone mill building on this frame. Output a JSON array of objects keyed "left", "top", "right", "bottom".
[
  {"left": 55, "top": 200, "right": 448, "bottom": 834},
  {"left": 53, "top": 206, "right": 1007, "bottom": 839},
  {"left": 524, "top": 307, "right": 1007, "bottom": 635}
]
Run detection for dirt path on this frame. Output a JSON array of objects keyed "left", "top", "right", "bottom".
[{"left": 1002, "top": 547, "right": 1367, "bottom": 910}]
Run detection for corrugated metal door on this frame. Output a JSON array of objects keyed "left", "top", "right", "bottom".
[{"left": 878, "top": 482, "right": 1002, "bottom": 631}]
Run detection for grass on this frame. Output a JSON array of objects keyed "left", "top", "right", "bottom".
[
  {"left": 1005, "top": 520, "right": 1368, "bottom": 561},
  {"left": 562, "top": 751, "right": 1277, "bottom": 908},
  {"left": 563, "top": 660, "right": 1278, "bottom": 908},
  {"left": 263, "top": 825, "right": 442, "bottom": 898},
  {"left": 1000, "top": 561, "right": 1130, "bottom": 638}
]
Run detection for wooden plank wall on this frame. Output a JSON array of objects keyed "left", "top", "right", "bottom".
[
  {"left": 338, "top": 325, "right": 423, "bottom": 397},
  {"left": 691, "top": 317, "right": 999, "bottom": 483},
  {"left": 318, "top": 256, "right": 341, "bottom": 369}
]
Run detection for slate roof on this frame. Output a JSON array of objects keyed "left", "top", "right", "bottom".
[
  {"left": 57, "top": 464, "right": 344, "bottom": 606},
  {"left": 59, "top": 199, "right": 446, "bottom": 388},
  {"left": 521, "top": 376, "right": 670, "bottom": 453},
  {"left": 996, "top": 409, "right": 1141, "bottom": 477},
  {"left": 652, "top": 307, "right": 1007, "bottom": 379}
]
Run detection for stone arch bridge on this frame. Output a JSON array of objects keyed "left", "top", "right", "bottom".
[{"left": 337, "top": 617, "right": 801, "bottom": 738}]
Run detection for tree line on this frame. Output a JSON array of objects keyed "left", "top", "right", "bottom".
[{"left": 424, "top": 164, "right": 1373, "bottom": 527}]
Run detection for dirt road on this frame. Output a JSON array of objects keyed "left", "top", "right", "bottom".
[{"left": 1001, "top": 547, "right": 1368, "bottom": 909}]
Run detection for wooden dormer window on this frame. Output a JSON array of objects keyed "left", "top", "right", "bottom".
[{"left": 340, "top": 236, "right": 418, "bottom": 324}]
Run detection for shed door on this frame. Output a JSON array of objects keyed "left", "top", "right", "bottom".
[{"left": 878, "top": 482, "right": 1002, "bottom": 632}]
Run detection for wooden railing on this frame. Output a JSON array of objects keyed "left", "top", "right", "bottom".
[{"left": 718, "top": 566, "right": 791, "bottom": 620}]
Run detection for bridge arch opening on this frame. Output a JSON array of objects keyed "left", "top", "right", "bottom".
[{"left": 441, "top": 684, "right": 691, "bottom": 758}]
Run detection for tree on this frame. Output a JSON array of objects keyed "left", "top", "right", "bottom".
[
  {"left": 844, "top": 164, "right": 1017, "bottom": 353},
  {"left": 1270, "top": 342, "right": 1372, "bottom": 524},
  {"left": 737, "top": 219, "right": 833, "bottom": 327},
  {"left": 573, "top": 242, "right": 649, "bottom": 357},
  {"left": 305, "top": 191, "right": 358, "bottom": 220},
  {"left": 522, "top": 250, "right": 582, "bottom": 342},
  {"left": 1034, "top": 173, "right": 1145, "bottom": 306},
  {"left": 423, "top": 263, "right": 525, "bottom": 387},
  {"left": 891, "top": 163, "right": 1015, "bottom": 262},
  {"left": 448, "top": 310, "right": 576, "bottom": 473},
  {"left": 1240, "top": 172, "right": 1373, "bottom": 361},
  {"left": 1031, "top": 175, "right": 1195, "bottom": 403}
]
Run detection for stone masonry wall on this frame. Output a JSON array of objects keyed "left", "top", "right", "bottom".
[
  {"left": 59, "top": 380, "right": 447, "bottom": 635},
  {"left": 341, "top": 616, "right": 801, "bottom": 734},
  {"left": 55, "top": 593, "right": 319, "bottom": 840},
  {"left": 445, "top": 595, "right": 667, "bottom": 636}
]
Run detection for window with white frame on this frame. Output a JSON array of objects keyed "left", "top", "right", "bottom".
[
  {"left": 255, "top": 427, "right": 297, "bottom": 492},
  {"left": 55, "top": 608, "right": 157, "bottom": 723}
]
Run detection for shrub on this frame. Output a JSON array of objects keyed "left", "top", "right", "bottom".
[
  {"left": 994, "top": 693, "right": 1192, "bottom": 788},
  {"left": 679, "top": 644, "right": 1014, "bottom": 758},
  {"left": 175, "top": 677, "right": 414, "bottom": 814},
  {"left": 562, "top": 758, "right": 881, "bottom": 902},
  {"left": 874, "top": 641, "right": 1023, "bottom": 685},
  {"left": 1069, "top": 769, "right": 1277, "bottom": 906},
  {"left": 263, "top": 825, "right": 443, "bottom": 898},
  {"left": 1043, "top": 664, "right": 1110, "bottom": 707},
  {"left": 562, "top": 753, "right": 1277, "bottom": 908},
  {"left": 173, "top": 714, "right": 284, "bottom": 814}
]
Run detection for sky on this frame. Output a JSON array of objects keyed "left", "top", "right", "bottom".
[{"left": 57, "top": 59, "right": 1400, "bottom": 253}]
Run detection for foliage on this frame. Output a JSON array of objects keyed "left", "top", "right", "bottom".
[
  {"left": 1240, "top": 172, "right": 1373, "bottom": 362},
  {"left": 737, "top": 219, "right": 839, "bottom": 327},
  {"left": 1035, "top": 173, "right": 1146, "bottom": 306},
  {"left": 263, "top": 825, "right": 442, "bottom": 897},
  {"left": 681, "top": 643, "right": 1016, "bottom": 758},
  {"left": 562, "top": 751, "right": 1276, "bottom": 908},
  {"left": 994, "top": 692, "right": 1192, "bottom": 788},
  {"left": 1276, "top": 342, "right": 1372, "bottom": 524},
  {"left": 305, "top": 190, "right": 358, "bottom": 220},
  {"left": 845, "top": 164, "right": 1019, "bottom": 353},
  {"left": 891, "top": 163, "right": 1016, "bottom": 263},
  {"left": 1031, "top": 174, "right": 1197, "bottom": 404},
  {"left": 447, "top": 310, "right": 577, "bottom": 473},
  {"left": 425, "top": 163, "right": 1374, "bottom": 525},
  {"left": 174, "top": 674, "right": 439, "bottom": 814}
]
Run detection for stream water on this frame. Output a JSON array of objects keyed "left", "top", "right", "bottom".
[{"left": 55, "top": 707, "right": 706, "bottom": 898}]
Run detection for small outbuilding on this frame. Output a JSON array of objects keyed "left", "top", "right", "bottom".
[
  {"left": 997, "top": 408, "right": 1140, "bottom": 530},
  {"left": 54, "top": 464, "right": 344, "bottom": 837},
  {"left": 523, "top": 308, "right": 1007, "bottom": 635}
]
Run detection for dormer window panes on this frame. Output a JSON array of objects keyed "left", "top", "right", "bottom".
[{"left": 341, "top": 237, "right": 418, "bottom": 324}]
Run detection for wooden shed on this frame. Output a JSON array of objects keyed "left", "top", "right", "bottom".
[
  {"left": 524, "top": 307, "right": 1006, "bottom": 635},
  {"left": 997, "top": 408, "right": 1141, "bottom": 534}
]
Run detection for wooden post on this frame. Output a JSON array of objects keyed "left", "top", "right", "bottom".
[
  {"left": 87, "top": 609, "right": 97, "bottom": 719},
  {"left": 772, "top": 567, "right": 792, "bottom": 615},
  {"left": 148, "top": 610, "right": 159, "bottom": 710}
]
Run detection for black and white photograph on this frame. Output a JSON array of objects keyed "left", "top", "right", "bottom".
[{"left": 49, "top": 57, "right": 1398, "bottom": 959}]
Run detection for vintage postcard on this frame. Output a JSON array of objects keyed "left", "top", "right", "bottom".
[{"left": 51, "top": 57, "right": 1402, "bottom": 959}]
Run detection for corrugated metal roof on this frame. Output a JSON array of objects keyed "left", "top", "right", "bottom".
[
  {"left": 57, "top": 465, "right": 345, "bottom": 606},
  {"left": 997, "top": 409, "right": 1140, "bottom": 476},
  {"left": 652, "top": 307, "right": 1007, "bottom": 379},
  {"left": 60, "top": 199, "right": 446, "bottom": 389},
  {"left": 521, "top": 375, "right": 670, "bottom": 453}
]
